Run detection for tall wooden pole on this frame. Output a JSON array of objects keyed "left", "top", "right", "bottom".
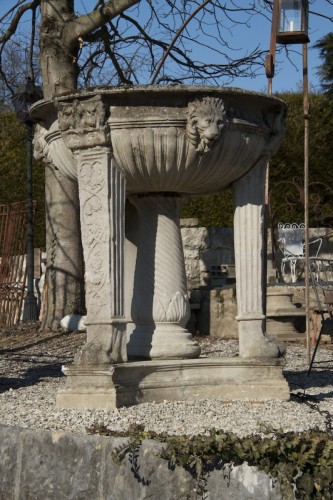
[{"left": 303, "top": 42, "right": 311, "bottom": 363}]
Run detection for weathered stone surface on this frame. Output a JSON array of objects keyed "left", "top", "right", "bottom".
[
  {"left": 32, "top": 86, "right": 287, "bottom": 409},
  {"left": 180, "top": 217, "right": 199, "bottom": 228},
  {"left": 207, "top": 463, "right": 282, "bottom": 499},
  {"left": 210, "top": 288, "right": 238, "bottom": 338},
  {"left": 102, "top": 439, "right": 197, "bottom": 499},
  {"left": 0, "top": 425, "right": 283, "bottom": 499},
  {"left": 17, "top": 429, "right": 101, "bottom": 499},
  {"left": 181, "top": 227, "right": 210, "bottom": 250},
  {"left": 0, "top": 425, "right": 19, "bottom": 499}
]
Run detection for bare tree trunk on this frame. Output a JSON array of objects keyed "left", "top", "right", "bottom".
[
  {"left": 42, "top": 165, "right": 85, "bottom": 330},
  {"left": 39, "top": 0, "right": 84, "bottom": 330},
  {"left": 38, "top": 0, "right": 140, "bottom": 329}
]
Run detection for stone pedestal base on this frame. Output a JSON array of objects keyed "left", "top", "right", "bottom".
[
  {"left": 56, "top": 365, "right": 117, "bottom": 410},
  {"left": 127, "top": 323, "right": 201, "bottom": 360},
  {"left": 56, "top": 358, "right": 289, "bottom": 410}
]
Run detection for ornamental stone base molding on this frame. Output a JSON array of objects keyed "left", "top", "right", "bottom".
[
  {"left": 56, "top": 357, "right": 289, "bottom": 410},
  {"left": 32, "top": 86, "right": 289, "bottom": 409}
]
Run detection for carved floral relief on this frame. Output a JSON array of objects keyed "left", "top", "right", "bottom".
[{"left": 78, "top": 160, "right": 109, "bottom": 316}]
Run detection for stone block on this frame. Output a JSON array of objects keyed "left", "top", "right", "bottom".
[
  {"left": 102, "top": 439, "right": 197, "bottom": 499},
  {"left": 210, "top": 288, "right": 238, "bottom": 338},
  {"left": 183, "top": 248, "right": 200, "bottom": 260},
  {"left": 0, "top": 426, "right": 284, "bottom": 499},
  {"left": 17, "top": 429, "right": 102, "bottom": 499},
  {"left": 180, "top": 218, "right": 199, "bottom": 227},
  {"left": 181, "top": 227, "right": 210, "bottom": 250},
  {"left": 207, "top": 462, "right": 281, "bottom": 499},
  {"left": 0, "top": 425, "right": 20, "bottom": 499},
  {"left": 184, "top": 259, "right": 201, "bottom": 288}
]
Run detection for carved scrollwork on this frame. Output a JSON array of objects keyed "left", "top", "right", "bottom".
[
  {"left": 33, "top": 124, "right": 52, "bottom": 164},
  {"left": 186, "top": 96, "right": 227, "bottom": 153},
  {"left": 56, "top": 95, "right": 110, "bottom": 150}
]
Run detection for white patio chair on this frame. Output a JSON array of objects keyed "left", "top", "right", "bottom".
[{"left": 277, "top": 223, "right": 322, "bottom": 283}]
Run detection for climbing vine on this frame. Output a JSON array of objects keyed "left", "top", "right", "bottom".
[{"left": 86, "top": 423, "right": 333, "bottom": 499}]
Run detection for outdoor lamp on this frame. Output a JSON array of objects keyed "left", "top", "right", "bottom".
[
  {"left": 11, "top": 77, "right": 43, "bottom": 321},
  {"left": 266, "top": 0, "right": 309, "bottom": 79},
  {"left": 11, "top": 77, "right": 43, "bottom": 123},
  {"left": 276, "top": 0, "right": 309, "bottom": 44}
]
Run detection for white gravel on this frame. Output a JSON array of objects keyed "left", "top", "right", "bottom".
[{"left": 0, "top": 331, "right": 332, "bottom": 438}]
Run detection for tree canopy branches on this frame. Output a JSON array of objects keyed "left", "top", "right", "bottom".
[
  {"left": 0, "top": 0, "right": 275, "bottom": 100},
  {"left": 0, "top": 0, "right": 332, "bottom": 102}
]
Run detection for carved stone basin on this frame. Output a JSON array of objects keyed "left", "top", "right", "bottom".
[
  {"left": 33, "top": 85, "right": 285, "bottom": 194},
  {"left": 32, "top": 86, "right": 289, "bottom": 410}
]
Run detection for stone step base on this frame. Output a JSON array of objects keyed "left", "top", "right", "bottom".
[{"left": 57, "top": 357, "right": 290, "bottom": 410}]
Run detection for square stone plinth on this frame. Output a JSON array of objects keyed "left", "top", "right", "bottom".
[{"left": 56, "top": 358, "right": 289, "bottom": 410}]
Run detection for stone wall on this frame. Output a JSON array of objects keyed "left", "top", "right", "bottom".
[
  {"left": 0, "top": 424, "right": 282, "bottom": 499},
  {"left": 180, "top": 218, "right": 235, "bottom": 289}
]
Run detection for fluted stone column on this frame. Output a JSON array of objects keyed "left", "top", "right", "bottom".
[
  {"left": 233, "top": 158, "right": 285, "bottom": 358},
  {"left": 127, "top": 193, "right": 200, "bottom": 360}
]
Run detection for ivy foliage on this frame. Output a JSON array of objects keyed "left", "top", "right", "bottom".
[
  {"left": 87, "top": 423, "right": 333, "bottom": 499},
  {"left": 0, "top": 112, "right": 45, "bottom": 248},
  {"left": 182, "top": 92, "right": 333, "bottom": 228}
]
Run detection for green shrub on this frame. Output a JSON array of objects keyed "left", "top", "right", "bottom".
[{"left": 0, "top": 113, "right": 45, "bottom": 248}]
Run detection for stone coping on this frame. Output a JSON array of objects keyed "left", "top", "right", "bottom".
[{"left": 0, "top": 424, "right": 282, "bottom": 499}]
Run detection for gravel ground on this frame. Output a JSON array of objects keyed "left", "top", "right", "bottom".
[{"left": 0, "top": 322, "right": 332, "bottom": 438}]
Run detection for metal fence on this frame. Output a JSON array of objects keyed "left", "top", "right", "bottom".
[{"left": 0, "top": 201, "right": 32, "bottom": 327}]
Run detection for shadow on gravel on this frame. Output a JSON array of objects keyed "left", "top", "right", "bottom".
[
  {"left": 0, "top": 362, "right": 64, "bottom": 393},
  {"left": 285, "top": 368, "right": 333, "bottom": 395},
  {"left": 0, "top": 332, "right": 77, "bottom": 355}
]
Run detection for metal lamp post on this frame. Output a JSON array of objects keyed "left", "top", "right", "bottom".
[
  {"left": 266, "top": 0, "right": 312, "bottom": 361},
  {"left": 11, "top": 77, "right": 43, "bottom": 321}
]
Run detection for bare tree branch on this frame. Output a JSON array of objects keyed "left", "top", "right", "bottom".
[
  {"left": 0, "top": 0, "right": 40, "bottom": 43},
  {"left": 150, "top": 0, "right": 212, "bottom": 84},
  {"left": 66, "top": 0, "right": 141, "bottom": 44}
]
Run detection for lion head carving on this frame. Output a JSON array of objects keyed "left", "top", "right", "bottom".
[{"left": 186, "top": 97, "right": 227, "bottom": 153}]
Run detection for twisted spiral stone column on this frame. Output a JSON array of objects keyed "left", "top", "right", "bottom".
[{"left": 127, "top": 193, "right": 200, "bottom": 360}]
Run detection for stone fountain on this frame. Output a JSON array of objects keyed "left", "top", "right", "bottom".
[{"left": 32, "top": 85, "right": 289, "bottom": 409}]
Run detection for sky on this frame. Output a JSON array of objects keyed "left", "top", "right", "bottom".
[
  {"left": 0, "top": 0, "right": 332, "bottom": 93},
  {"left": 231, "top": 0, "right": 333, "bottom": 93}
]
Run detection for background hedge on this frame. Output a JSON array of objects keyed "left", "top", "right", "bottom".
[{"left": 0, "top": 113, "right": 45, "bottom": 248}]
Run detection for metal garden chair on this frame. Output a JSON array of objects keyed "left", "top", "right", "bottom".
[
  {"left": 308, "top": 257, "right": 333, "bottom": 375},
  {"left": 277, "top": 223, "right": 322, "bottom": 283}
]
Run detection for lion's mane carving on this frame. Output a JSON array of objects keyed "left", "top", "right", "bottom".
[{"left": 186, "top": 96, "right": 227, "bottom": 153}]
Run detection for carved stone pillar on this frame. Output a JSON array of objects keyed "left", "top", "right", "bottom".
[
  {"left": 233, "top": 158, "right": 285, "bottom": 358},
  {"left": 74, "top": 148, "right": 127, "bottom": 364},
  {"left": 54, "top": 96, "right": 127, "bottom": 409},
  {"left": 127, "top": 193, "right": 201, "bottom": 360}
]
